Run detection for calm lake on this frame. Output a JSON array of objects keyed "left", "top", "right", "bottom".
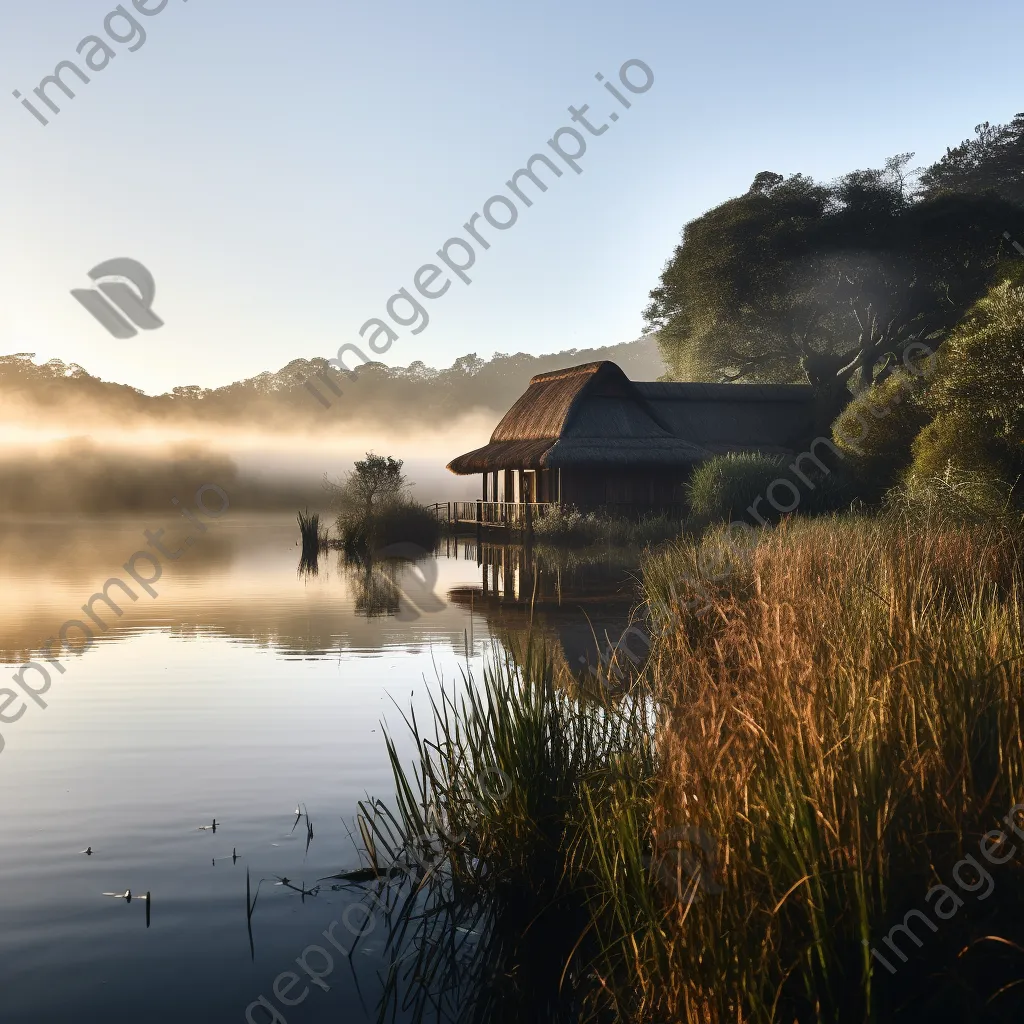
[{"left": 0, "top": 512, "right": 639, "bottom": 1023}]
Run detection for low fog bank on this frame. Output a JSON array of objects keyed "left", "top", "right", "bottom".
[{"left": 0, "top": 426, "right": 484, "bottom": 514}]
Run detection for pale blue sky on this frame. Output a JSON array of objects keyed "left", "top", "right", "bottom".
[{"left": 0, "top": 0, "right": 1019, "bottom": 394}]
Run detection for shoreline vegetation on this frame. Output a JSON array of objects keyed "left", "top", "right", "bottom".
[
  {"left": 351, "top": 512, "right": 1024, "bottom": 1022},
  {"left": 305, "top": 120, "right": 1024, "bottom": 1020},
  {"left": 297, "top": 453, "right": 442, "bottom": 561}
]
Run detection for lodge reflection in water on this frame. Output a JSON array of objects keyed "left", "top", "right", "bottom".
[{"left": 442, "top": 536, "right": 642, "bottom": 676}]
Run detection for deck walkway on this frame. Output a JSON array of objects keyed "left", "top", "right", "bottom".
[{"left": 428, "top": 501, "right": 687, "bottom": 530}]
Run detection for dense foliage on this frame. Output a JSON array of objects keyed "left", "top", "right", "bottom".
[
  {"left": 828, "top": 272, "right": 1024, "bottom": 509},
  {"left": 686, "top": 450, "right": 849, "bottom": 526},
  {"left": 646, "top": 116, "right": 1024, "bottom": 429}
]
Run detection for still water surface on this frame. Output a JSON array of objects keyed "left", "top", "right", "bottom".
[{"left": 0, "top": 514, "right": 638, "bottom": 1023}]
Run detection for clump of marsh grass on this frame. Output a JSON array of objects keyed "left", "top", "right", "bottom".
[
  {"left": 885, "top": 465, "right": 1022, "bottom": 528},
  {"left": 590, "top": 514, "right": 1024, "bottom": 1022},
  {"left": 297, "top": 508, "right": 330, "bottom": 566},
  {"left": 355, "top": 642, "right": 659, "bottom": 1023},
  {"left": 356, "top": 514, "right": 1024, "bottom": 1022}
]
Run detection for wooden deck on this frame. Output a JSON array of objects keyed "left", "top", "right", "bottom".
[{"left": 428, "top": 501, "right": 688, "bottom": 530}]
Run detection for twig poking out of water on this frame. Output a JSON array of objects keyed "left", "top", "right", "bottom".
[
  {"left": 273, "top": 875, "right": 320, "bottom": 899},
  {"left": 101, "top": 889, "right": 151, "bottom": 927},
  {"left": 246, "top": 868, "right": 260, "bottom": 961}
]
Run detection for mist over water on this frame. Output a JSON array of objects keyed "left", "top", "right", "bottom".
[{"left": 0, "top": 421, "right": 488, "bottom": 513}]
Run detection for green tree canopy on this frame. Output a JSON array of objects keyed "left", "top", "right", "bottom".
[
  {"left": 325, "top": 453, "right": 410, "bottom": 520},
  {"left": 919, "top": 113, "right": 1024, "bottom": 206},
  {"left": 646, "top": 154, "right": 1024, "bottom": 428}
]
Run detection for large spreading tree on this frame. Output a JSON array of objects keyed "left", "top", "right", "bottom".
[{"left": 645, "top": 151, "right": 1024, "bottom": 429}]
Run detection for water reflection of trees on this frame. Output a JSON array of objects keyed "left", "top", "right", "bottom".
[
  {"left": 339, "top": 553, "right": 403, "bottom": 618},
  {"left": 0, "top": 517, "right": 480, "bottom": 663},
  {"left": 331, "top": 544, "right": 450, "bottom": 621}
]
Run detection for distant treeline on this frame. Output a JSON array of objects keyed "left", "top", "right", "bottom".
[{"left": 0, "top": 337, "right": 663, "bottom": 432}]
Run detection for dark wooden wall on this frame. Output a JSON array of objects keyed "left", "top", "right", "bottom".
[{"left": 560, "top": 467, "right": 689, "bottom": 507}]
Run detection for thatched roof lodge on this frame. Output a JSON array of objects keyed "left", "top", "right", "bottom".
[{"left": 447, "top": 361, "right": 815, "bottom": 509}]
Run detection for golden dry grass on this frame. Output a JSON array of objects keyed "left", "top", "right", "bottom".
[{"left": 598, "top": 516, "right": 1024, "bottom": 1022}]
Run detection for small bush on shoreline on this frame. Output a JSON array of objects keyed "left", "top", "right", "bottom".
[
  {"left": 323, "top": 451, "right": 441, "bottom": 555},
  {"left": 687, "top": 450, "right": 852, "bottom": 528},
  {"left": 337, "top": 500, "right": 440, "bottom": 554}
]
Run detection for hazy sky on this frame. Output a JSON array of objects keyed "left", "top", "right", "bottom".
[{"left": 0, "top": 0, "right": 1019, "bottom": 395}]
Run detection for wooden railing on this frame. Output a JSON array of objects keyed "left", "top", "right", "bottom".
[
  {"left": 451, "top": 501, "right": 559, "bottom": 527},
  {"left": 426, "top": 503, "right": 451, "bottom": 523}
]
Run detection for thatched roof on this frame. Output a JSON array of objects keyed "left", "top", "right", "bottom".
[{"left": 447, "top": 361, "right": 815, "bottom": 474}]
